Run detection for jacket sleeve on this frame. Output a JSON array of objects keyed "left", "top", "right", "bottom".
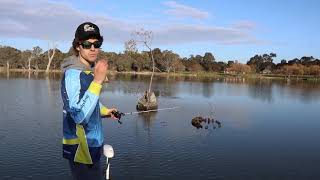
[
  {"left": 64, "top": 69, "right": 102, "bottom": 124},
  {"left": 99, "top": 102, "right": 112, "bottom": 116}
]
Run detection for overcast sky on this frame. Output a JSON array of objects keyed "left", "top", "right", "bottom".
[{"left": 1, "top": 0, "right": 319, "bottom": 63}]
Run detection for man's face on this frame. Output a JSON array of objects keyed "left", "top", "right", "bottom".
[{"left": 77, "top": 38, "right": 101, "bottom": 63}]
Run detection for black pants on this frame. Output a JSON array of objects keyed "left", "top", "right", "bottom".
[{"left": 68, "top": 160, "right": 103, "bottom": 180}]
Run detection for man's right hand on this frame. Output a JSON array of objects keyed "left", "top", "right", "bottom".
[{"left": 93, "top": 59, "right": 108, "bottom": 84}]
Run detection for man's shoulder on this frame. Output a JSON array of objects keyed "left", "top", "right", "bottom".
[
  {"left": 64, "top": 69, "right": 94, "bottom": 82},
  {"left": 64, "top": 69, "right": 82, "bottom": 79},
  {"left": 61, "top": 55, "right": 77, "bottom": 70}
]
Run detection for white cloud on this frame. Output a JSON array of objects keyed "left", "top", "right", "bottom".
[
  {"left": 232, "top": 20, "right": 256, "bottom": 30},
  {"left": 0, "top": 0, "right": 133, "bottom": 42},
  {"left": 153, "top": 24, "right": 264, "bottom": 45},
  {"left": 0, "top": 0, "right": 263, "bottom": 47},
  {"left": 163, "top": 1, "right": 209, "bottom": 20}
]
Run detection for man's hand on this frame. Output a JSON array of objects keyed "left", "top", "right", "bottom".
[
  {"left": 93, "top": 59, "right": 108, "bottom": 84},
  {"left": 101, "top": 108, "right": 124, "bottom": 124},
  {"left": 108, "top": 108, "right": 119, "bottom": 120},
  {"left": 110, "top": 110, "right": 125, "bottom": 124}
]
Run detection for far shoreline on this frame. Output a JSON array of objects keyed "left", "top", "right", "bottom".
[{"left": 1, "top": 68, "right": 320, "bottom": 81}]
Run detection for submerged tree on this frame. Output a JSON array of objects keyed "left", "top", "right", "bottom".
[
  {"left": 129, "top": 29, "right": 155, "bottom": 94},
  {"left": 126, "top": 28, "right": 158, "bottom": 110}
]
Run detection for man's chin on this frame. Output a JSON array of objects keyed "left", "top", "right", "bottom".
[{"left": 88, "top": 57, "right": 97, "bottom": 63}]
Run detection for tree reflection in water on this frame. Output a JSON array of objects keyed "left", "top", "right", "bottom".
[{"left": 138, "top": 112, "right": 158, "bottom": 130}]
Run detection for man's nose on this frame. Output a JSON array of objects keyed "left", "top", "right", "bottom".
[{"left": 90, "top": 44, "right": 95, "bottom": 51}]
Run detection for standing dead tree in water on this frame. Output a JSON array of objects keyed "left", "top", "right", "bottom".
[
  {"left": 129, "top": 29, "right": 155, "bottom": 94},
  {"left": 126, "top": 29, "right": 158, "bottom": 110},
  {"left": 6, "top": 61, "right": 9, "bottom": 71},
  {"left": 45, "top": 41, "right": 57, "bottom": 73}
]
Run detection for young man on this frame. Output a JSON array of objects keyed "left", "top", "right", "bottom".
[{"left": 60, "top": 22, "right": 117, "bottom": 180}]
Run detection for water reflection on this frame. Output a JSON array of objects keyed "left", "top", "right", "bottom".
[
  {"left": 92, "top": 73, "right": 320, "bottom": 104},
  {"left": 202, "top": 80, "right": 215, "bottom": 98},
  {"left": 1, "top": 71, "right": 62, "bottom": 80},
  {"left": 247, "top": 79, "right": 273, "bottom": 103},
  {"left": 1, "top": 72, "right": 320, "bottom": 104},
  {"left": 221, "top": 77, "right": 320, "bottom": 103},
  {"left": 1, "top": 72, "right": 320, "bottom": 180},
  {"left": 138, "top": 112, "right": 158, "bottom": 129}
]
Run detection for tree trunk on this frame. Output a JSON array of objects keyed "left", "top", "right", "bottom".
[
  {"left": 145, "top": 43, "right": 155, "bottom": 94},
  {"left": 28, "top": 57, "right": 32, "bottom": 71},
  {"left": 46, "top": 48, "right": 56, "bottom": 73}
]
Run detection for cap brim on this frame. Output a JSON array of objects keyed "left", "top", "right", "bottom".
[{"left": 79, "top": 33, "right": 102, "bottom": 41}]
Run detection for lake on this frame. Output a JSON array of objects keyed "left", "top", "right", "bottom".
[{"left": 0, "top": 72, "right": 320, "bottom": 180}]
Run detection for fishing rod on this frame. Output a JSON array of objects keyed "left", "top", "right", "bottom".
[
  {"left": 124, "top": 106, "right": 180, "bottom": 115},
  {"left": 105, "top": 106, "right": 180, "bottom": 124}
]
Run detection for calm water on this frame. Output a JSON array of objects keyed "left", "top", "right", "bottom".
[{"left": 0, "top": 72, "right": 320, "bottom": 180}]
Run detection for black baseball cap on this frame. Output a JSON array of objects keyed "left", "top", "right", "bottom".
[{"left": 75, "top": 22, "right": 103, "bottom": 41}]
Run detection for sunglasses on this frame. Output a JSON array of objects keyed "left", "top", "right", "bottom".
[{"left": 79, "top": 40, "right": 102, "bottom": 49}]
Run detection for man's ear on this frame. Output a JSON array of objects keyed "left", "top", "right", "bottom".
[{"left": 76, "top": 46, "right": 80, "bottom": 51}]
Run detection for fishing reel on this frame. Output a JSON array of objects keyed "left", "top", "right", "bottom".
[{"left": 111, "top": 110, "right": 125, "bottom": 124}]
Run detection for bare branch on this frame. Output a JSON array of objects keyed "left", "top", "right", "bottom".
[
  {"left": 130, "top": 28, "right": 155, "bottom": 93},
  {"left": 124, "top": 39, "right": 138, "bottom": 53}
]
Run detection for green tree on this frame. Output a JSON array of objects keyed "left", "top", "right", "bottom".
[
  {"left": 201, "top": 52, "right": 215, "bottom": 71},
  {"left": 0, "top": 46, "right": 21, "bottom": 69},
  {"left": 114, "top": 54, "right": 132, "bottom": 72},
  {"left": 157, "top": 50, "right": 180, "bottom": 73},
  {"left": 280, "top": 59, "right": 287, "bottom": 64},
  {"left": 227, "top": 60, "right": 234, "bottom": 67},
  {"left": 183, "top": 56, "right": 203, "bottom": 72},
  {"left": 247, "top": 53, "right": 276, "bottom": 72}
]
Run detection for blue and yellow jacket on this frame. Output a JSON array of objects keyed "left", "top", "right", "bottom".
[{"left": 60, "top": 56, "right": 111, "bottom": 164}]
